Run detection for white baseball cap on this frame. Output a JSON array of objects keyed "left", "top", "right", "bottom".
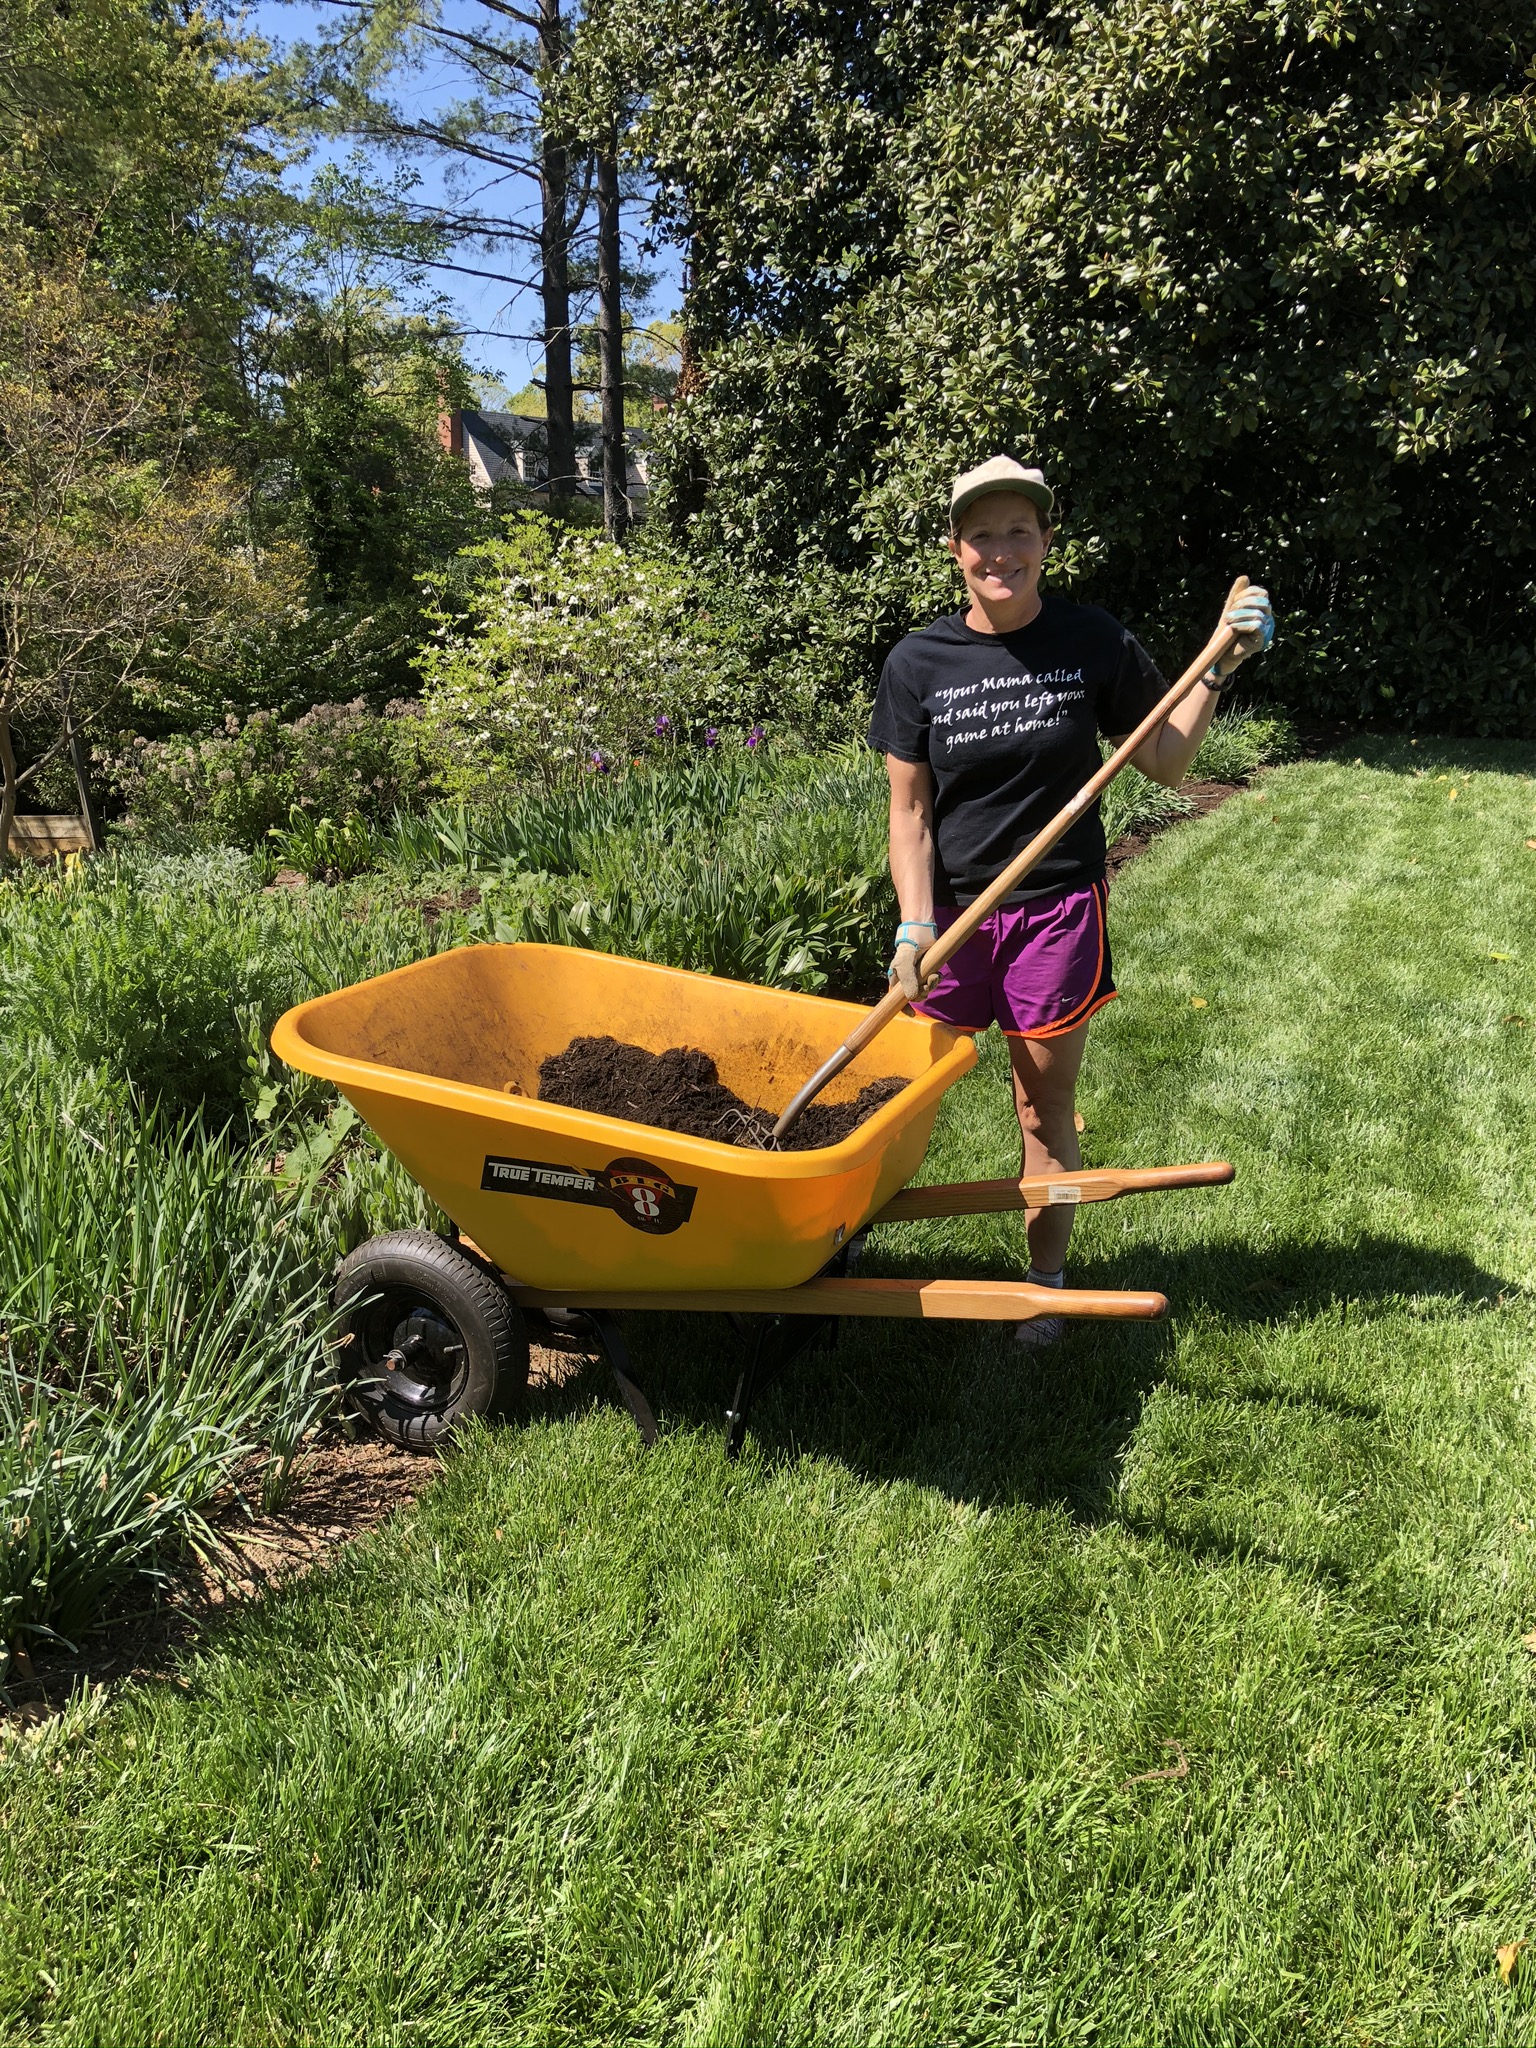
[{"left": 949, "top": 455, "right": 1055, "bottom": 529}]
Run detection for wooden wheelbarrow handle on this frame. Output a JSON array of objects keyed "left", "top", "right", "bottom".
[
  {"left": 771, "top": 577, "right": 1250, "bottom": 1142},
  {"left": 870, "top": 1159, "right": 1235, "bottom": 1225},
  {"left": 513, "top": 1277, "right": 1168, "bottom": 1321}
]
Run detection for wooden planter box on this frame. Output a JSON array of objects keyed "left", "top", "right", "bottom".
[{"left": 7, "top": 813, "right": 93, "bottom": 860}]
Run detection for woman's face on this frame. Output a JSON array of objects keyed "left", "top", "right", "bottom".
[{"left": 947, "top": 492, "right": 1052, "bottom": 615}]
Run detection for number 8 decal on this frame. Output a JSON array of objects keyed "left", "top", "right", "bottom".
[{"left": 600, "top": 1157, "right": 695, "bottom": 1234}]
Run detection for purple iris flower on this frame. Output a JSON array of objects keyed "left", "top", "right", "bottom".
[
  {"left": 704, "top": 727, "right": 719, "bottom": 748},
  {"left": 590, "top": 749, "right": 611, "bottom": 774},
  {"left": 653, "top": 714, "right": 670, "bottom": 735},
  {"left": 746, "top": 724, "right": 765, "bottom": 749}
]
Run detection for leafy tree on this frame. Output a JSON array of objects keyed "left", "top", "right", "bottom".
[
  {"left": 0, "top": 0, "right": 277, "bottom": 290},
  {"left": 612, "top": 0, "right": 1536, "bottom": 731},
  {"left": 272, "top": 158, "right": 487, "bottom": 603},
  {"left": 0, "top": 241, "right": 238, "bottom": 857},
  {"left": 2, "top": 4, "right": 493, "bottom": 731},
  {"left": 0, "top": 0, "right": 300, "bottom": 524},
  {"left": 618, "top": 319, "right": 681, "bottom": 426},
  {"left": 497, "top": 318, "right": 678, "bottom": 425},
  {"left": 288, "top": 0, "right": 595, "bottom": 504},
  {"left": 289, "top": 1, "right": 671, "bottom": 535}
]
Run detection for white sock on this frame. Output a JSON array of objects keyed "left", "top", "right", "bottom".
[{"left": 1027, "top": 1265, "right": 1065, "bottom": 1290}]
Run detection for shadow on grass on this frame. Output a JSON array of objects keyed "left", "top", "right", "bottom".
[
  {"left": 1112, "top": 1515, "right": 1357, "bottom": 1592},
  {"left": 1325, "top": 734, "right": 1536, "bottom": 778},
  {"left": 550, "top": 1232, "right": 1513, "bottom": 1530}
]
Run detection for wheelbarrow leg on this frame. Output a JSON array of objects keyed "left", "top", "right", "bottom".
[
  {"left": 585, "top": 1309, "right": 658, "bottom": 1447},
  {"left": 723, "top": 1235, "right": 859, "bottom": 1457},
  {"left": 724, "top": 1314, "right": 839, "bottom": 1460}
]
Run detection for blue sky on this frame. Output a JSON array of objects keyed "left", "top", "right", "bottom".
[{"left": 244, "top": 0, "right": 682, "bottom": 394}]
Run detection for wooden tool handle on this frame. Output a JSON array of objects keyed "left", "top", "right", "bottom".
[{"left": 771, "top": 577, "right": 1248, "bottom": 1142}]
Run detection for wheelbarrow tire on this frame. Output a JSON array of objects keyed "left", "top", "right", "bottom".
[{"left": 332, "top": 1230, "right": 528, "bottom": 1452}]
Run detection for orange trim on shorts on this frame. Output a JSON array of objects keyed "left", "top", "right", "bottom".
[
  {"left": 916, "top": 878, "right": 1115, "bottom": 1041},
  {"left": 1004, "top": 989, "right": 1119, "bottom": 1042}
]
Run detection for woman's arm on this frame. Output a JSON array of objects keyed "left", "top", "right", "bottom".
[
  {"left": 1121, "top": 585, "right": 1274, "bottom": 787},
  {"left": 1124, "top": 674, "right": 1222, "bottom": 788},
  {"left": 887, "top": 755, "right": 936, "bottom": 920}
]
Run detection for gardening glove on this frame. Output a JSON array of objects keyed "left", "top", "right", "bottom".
[
  {"left": 888, "top": 920, "right": 938, "bottom": 1002},
  {"left": 1213, "top": 586, "right": 1275, "bottom": 677}
]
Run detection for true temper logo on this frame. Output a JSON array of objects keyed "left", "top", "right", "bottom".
[{"left": 480, "top": 1153, "right": 697, "bottom": 1235}]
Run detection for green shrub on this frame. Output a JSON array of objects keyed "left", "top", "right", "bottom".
[
  {"left": 457, "top": 748, "right": 893, "bottom": 997},
  {"left": 515, "top": 865, "right": 888, "bottom": 998},
  {"left": 0, "top": 846, "right": 459, "bottom": 1652},
  {"left": 1099, "top": 708, "right": 1296, "bottom": 842},
  {"left": 0, "top": 851, "right": 454, "bottom": 1124},
  {"left": 102, "top": 698, "right": 443, "bottom": 850},
  {"left": 125, "top": 566, "right": 447, "bottom": 739},
  {"left": 1099, "top": 771, "right": 1192, "bottom": 849},
  {"left": 0, "top": 862, "right": 280, "bottom": 1119},
  {"left": 0, "top": 1066, "right": 446, "bottom": 1656},
  {"left": 0, "top": 1086, "right": 324, "bottom": 1647},
  {"left": 267, "top": 807, "right": 383, "bottom": 882},
  {"left": 387, "top": 746, "right": 773, "bottom": 876},
  {"left": 1186, "top": 709, "right": 1296, "bottom": 786}
]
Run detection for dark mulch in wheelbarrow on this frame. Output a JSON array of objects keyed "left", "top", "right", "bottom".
[{"left": 538, "top": 1036, "right": 906, "bottom": 1150}]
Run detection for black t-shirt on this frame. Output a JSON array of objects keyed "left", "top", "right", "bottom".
[{"left": 867, "top": 597, "right": 1167, "bottom": 906}]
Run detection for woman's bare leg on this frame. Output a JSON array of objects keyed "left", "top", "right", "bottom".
[{"left": 1006, "top": 1021, "right": 1091, "bottom": 1274}]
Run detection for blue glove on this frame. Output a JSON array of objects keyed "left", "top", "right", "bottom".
[{"left": 1215, "top": 587, "right": 1274, "bottom": 676}]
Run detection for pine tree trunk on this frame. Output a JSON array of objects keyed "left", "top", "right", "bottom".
[
  {"left": 538, "top": 0, "right": 575, "bottom": 505},
  {"left": 597, "top": 144, "right": 628, "bottom": 541}
]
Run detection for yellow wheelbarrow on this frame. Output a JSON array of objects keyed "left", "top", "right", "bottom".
[{"left": 272, "top": 943, "right": 1233, "bottom": 1453}]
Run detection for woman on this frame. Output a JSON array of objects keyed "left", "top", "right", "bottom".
[{"left": 868, "top": 456, "right": 1273, "bottom": 1344}]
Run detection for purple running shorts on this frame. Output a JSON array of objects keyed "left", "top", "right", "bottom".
[{"left": 912, "top": 880, "right": 1116, "bottom": 1040}]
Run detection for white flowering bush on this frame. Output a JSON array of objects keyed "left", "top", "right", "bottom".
[{"left": 415, "top": 513, "right": 760, "bottom": 792}]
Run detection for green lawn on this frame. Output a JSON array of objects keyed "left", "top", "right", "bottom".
[{"left": 5, "top": 740, "right": 1536, "bottom": 2045}]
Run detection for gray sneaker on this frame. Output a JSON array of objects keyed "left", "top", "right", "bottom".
[{"left": 1014, "top": 1314, "right": 1065, "bottom": 1349}]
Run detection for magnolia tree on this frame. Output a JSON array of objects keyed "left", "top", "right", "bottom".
[{"left": 601, "top": 0, "right": 1536, "bottom": 732}]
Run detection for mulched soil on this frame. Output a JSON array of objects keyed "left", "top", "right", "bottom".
[
  {"left": 1105, "top": 779, "right": 1243, "bottom": 876},
  {"left": 537, "top": 1035, "right": 906, "bottom": 1151},
  {"left": 419, "top": 884, "right": 482, "bottom": 925}
]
